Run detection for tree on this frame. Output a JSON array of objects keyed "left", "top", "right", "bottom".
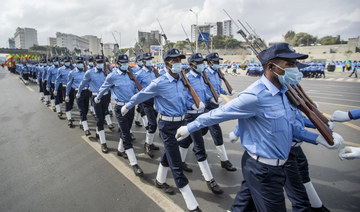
[
  {"left": 225, "top": 37, "right": 241, "bottom": 49},
  {"left": 293, "top": 32, "right": 317, "bottom": 46},
  {"left": 174, "top": 40, "right": 188, "bottom": 50},
  {"left": 319, "top": 35, "right": 342, "bottom": 45},
  {"left": 284, "top": 31, "right": 296, "bottom": 45}
]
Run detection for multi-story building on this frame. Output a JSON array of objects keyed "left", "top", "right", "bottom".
[
  {"left": 82, "top": 35, "right": 101, "bottom": 55},
  {"left": 138, "top": 30, "right": 162, "bottom": 45},
  {"left": 191, "top": 20, "right": 232, "bottom": 42},
  {"left": 56, "top": 32, "right": 89, "bottom": 52},
  {"left": 8, "top": 38, "right": 15, "bottom": 49},
  {"left": 47, "top": 37, "right": 57, "bottom": 47},
  {"left": 14, "top": 27, "right": 38, "bottom": 49}
]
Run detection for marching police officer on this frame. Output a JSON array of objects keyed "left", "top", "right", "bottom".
[
  {"left": 121, "top": 48, "right": 202, "bottom": 212},
  {"left": 133, "top": 55, "right": 145, "bottom": 127},
  {"left": 47, "top": 57, "right": 60, "bottom": 112},
  {"left": 55, "top": 56, "right": 72, "bottom": 121}
]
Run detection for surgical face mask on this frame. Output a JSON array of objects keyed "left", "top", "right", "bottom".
[
  {"left": 49, "top": 63, "right": 53, "bottom": 66},
  {"left": 120, "top": 63, "right": 129, "bottom": 71},
  {"left": 54, "top": 62, "right": 59, "bottom": 66},
  {"left": 170, "top": 63, "right": 182, "bottom": 74},
  {"left": 211, "top": 64, "right": 220, "bottom": 70},
  {"left": 272, "top": 63, "right": 303, "bottom": 85},
  {"left": 145, "top": 60, "right": 152, "bottom": 67},
  {"left": 137, "top": 61, "right": 143, "bottom": 66},
  {"left": 88, "top": 62, "right": 94, "bottom": 67},
  {"left": 195, "top": 64, "right": 204, "bottom": 73},
  {"left": 60, "top": 61, "right": 64, "bottom": 65},
  {"left": 77, "top": 63, "right": 84, "bottom": 69},
  {"left": 65, "top": 62, "right": 70, "bottom": 67},
  {"left": 96, "top": 63, "right": 104, "bottom": 69}
]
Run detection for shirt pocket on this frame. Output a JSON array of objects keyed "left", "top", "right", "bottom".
[{"left": 264, "top": 107, "right": 286, "bottom": 133}]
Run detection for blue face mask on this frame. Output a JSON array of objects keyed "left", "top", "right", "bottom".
[
  {"left": 65, "top": 62, "right": 70, "bottom": 67},
  {"left": 77, "top": 63, "right": 84, "bottom": 69},
  {"left": 88, "top": 62, "right": 94, "bottom": 67},
  {"left": 120, "top": 63, "right": 129, "bottom": 71},
  {"left": 195, "top": 64, "right": 204, "bottom": 73},
  {"left": 272, "top": 63, "right": 303, "bottom": 85},
  {"left": 54, "top": 62, "right": 59, "bottom": 66},
  {"left": 211, "top": 64, "right": 220, "bottom": 70},
  {"left": 171, "top": 63, "right": 182, "bottom": 74},
  {"left": 146, "top": 60, "right": 152, "bottom": 67},
  {"left": 138, "top": 61, "right": 143, "bottom": 66},
  {"left": 96, "top": 63, "right": 104, "bottom": 69},
  {"left": 60, "top": 62, "right": 64, "bottom": 65}
]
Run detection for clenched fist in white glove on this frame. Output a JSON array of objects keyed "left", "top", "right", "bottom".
[
  {"left": 53, "top": 91, "right": 57, "bottom": 96},
  {"left": 338, "top": 146, "right": 360, "bottom": 160},
  {"left": 316, "top": 132, "right": 343, "bottom": 149},
  {"left": 229, "top": 90, "right": 236, "bottom": 96},
  {"left": 176, "top": 126, "right": 190, "bottom": 141},
  {"left": 65, "top": 96, "right": 69, "bottom": 102},
  {"left": 46, "top": 87, "right": 50, "bottom": 91},
  {"left": 191, "top": 101, "right": 205, "bottom": 110},
  {"left": 94, "top": 97, "right": 100, "bottom": 104},
  {"left": 210, "top": 97, "right": 223, "bottom": 105},
  {"left": 75, "top": 93, "right": 80, "bottom": 99},
  {"left": 328, "top": 121, "right": 334, "bottom": 130},
  {"left": 121, "top": 105, "right": 129, "bottom": 116},
  {"left": 330, "top": 110, "right": 351, "bottom": 122},
  {"left": 229, "top": 131, "right": 239, "bottom": 143}
]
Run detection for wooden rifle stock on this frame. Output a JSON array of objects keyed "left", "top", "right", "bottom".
[
  {"left": 293, "top": 85, "right": 329, "bottom": 125},
  {"left": 202, "top": 70, "right": 218, "bottom": 102},
  {"left": 286, "top": 85, "right": 333, "bottom": 145},
  {"left": 217, "top": 69, "right": 233, "bottom": 94},
  {"left": 127, "top": 67, "right": 143, "bottom": 91},
  {"left": 180, "top": 70, "right": 201, "bottom": 108},
  {"left": 152, "top": 66, "right": 160, "bottom": 78},
  {"left": 83, "top": 61, "right": 88, "bottom": 72}
]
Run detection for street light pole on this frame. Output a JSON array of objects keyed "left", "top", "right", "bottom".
[{"left": 189, "top": 9, "right": 198, "bottom": 53}]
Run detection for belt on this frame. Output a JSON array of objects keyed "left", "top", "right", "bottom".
[
  {"left": 159, "top": 114, "right": 185, "bottom": 122},
  {"left": 92, "top": 91, "right": 108, "bottom": 96},
  {"left": 75, "top": 88, "right": 88, "bottom": 91},
  {"left": 116, "top": 101, "right": 127, "bottom": 106},
  {"left": 187, "top": 109, "right": 204, "bottom": 114},
  {"left": 62, "top": 84, "right": 66, "bottom": 87},
  {"left": 247, "top": 151, "right": 287, "bottom": 166},
  {"left": 292, "top": 141, "right": 303, "bottom": 147}
]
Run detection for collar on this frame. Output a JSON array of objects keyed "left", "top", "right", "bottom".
[
  {"left": 95, "top": 68, "right": 102, "bottom": 73},
  {"left": 143, "top": 66, "right": 152, "bottom": 72},
  {"left": 260, "top": 75, "right": 288, "bottom": 96},
  {"left": 115, "top": 67, "right": 126, "bottom": 75},
  {"left": 207, "top": 66, "right": 216, "bottom": 74},
  {"left": 190, "top": 70, "right": 201, "bottom": 78},
  {"left": 165, "top": 71, "right": 177, "bottom": 83}
]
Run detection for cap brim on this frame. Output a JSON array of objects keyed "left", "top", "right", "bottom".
[
  {"left": 296, "top": 62, "right": 310, "bottom": 69},
  {"left": 278, "top": 52, "right": 308, "bottom": 60},
  {"left": 119, "top": 60, "right": 129, "bottom": 63},
  {"left": 143, "top": 56, "right": 154, "bottom": 59},
  {"left": 168, "top": 54, "right": 186, "bottom": 59}
]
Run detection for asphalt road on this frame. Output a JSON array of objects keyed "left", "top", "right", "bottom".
[{"left": 0, "top": 67, "right": 359, "bottom": 212}]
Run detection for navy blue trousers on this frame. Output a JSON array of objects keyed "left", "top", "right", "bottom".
[
  {"left": 115, "top": 104, "right": 135, "bottom": 150},
  {"left": 231, "top": 152, "right": 286, "bottom": 212},
  {"left": 158, "top": 119, "right": 189, "bottom": 188},
  {"left": 65, "top": 88, "right": 75, "bottom": 112},
  {"left": 42, "top": 80, "right": 49, "bottom": 95},
  {"left": 93, "top": 93, "right": 110, "bottom": 131},
  {"left": 76, "top": 89, "right": 90, "bottom": 121},
  {"left": 38, "top": 79, "right": 43, "bottom": 93},
  {"left": 205, "top": 102, "right": 224, "bottom": 146},
  {"left": 142, "top": 99, "right": 158, "bottom": 133},
  {"left": 178, "top": 113, "right": 207, "bottom": 162}
]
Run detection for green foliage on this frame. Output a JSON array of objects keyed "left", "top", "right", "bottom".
[
  {"left": 319, "top": 35, "right": 341, "bottom": 45},
  {"left": 284, "top": 31, "right": 347, "bottom": 46}
]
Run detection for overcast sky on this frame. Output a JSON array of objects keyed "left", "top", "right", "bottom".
[{"left": 1, "top": 0, "right": 360, "bottom": 48}]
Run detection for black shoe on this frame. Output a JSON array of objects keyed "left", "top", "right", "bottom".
[
  {"left": 52, "top": 106, "right": 56, "bottom": 112},
  {"left": 182, "top": 162, "right": 193, "bottom": 173},
  {"left": 117, "top": 150, "right": 128, "bottom": 159},
  {"left": 46, "top": 101, "right": 50, "bottom": 106},
  {"left": 118, "top": 128, "right": 120, "bottom": 132},
  {"left": 207, "top": 179, "right": 223, "bottom": 194},
  {"left": 57, "top": 112, "right": 62, "bottom": 118},
  {"left": 155, "top": 180, "right": 174, "bottom": 195},
  {"left": 96, "top": 133, "right": 99, "bottom": 139},
  {"left": 80, "top": 124, "right": 83, "bottom": 130},
  {"left": 149, "top": 143, "right": 159, "bottom": 150},
  {"left": 68, "top": 120, "right": 73, "bottom": 128},
  {"left": 144, "top": 143, "right": 154, "bottom": 158},
  {"left": 108, "top": 124, "right": 114, "bottom": 130},
  {"left": 101, "top": 144, "right": 108, "bottom": 153},
  {"left": 221, "top": 160, "right": 237, "bottom": 172},
  {"left": 132, "top": 164, "right": 144, "bottom": 176},
  {"left": 189, "top": 207, "right": 202, "bottom": 212},
  {"left": 109, "top": 111, "right": 113, "bottom": 116},
  {"left": 192, "top": 147, "right": 196, "bottom": 152},
  {"left": 135, "top": 121, "right": 142, "bottom": 127},
  {"left": 130, "top": 133, "right": 136, "bottom": 141},
  {"left": 311, "top": 205, "right": 330, "bottom": 212},
  {"left": 85, "top": 130, "right": 91, "bottom": 136}
]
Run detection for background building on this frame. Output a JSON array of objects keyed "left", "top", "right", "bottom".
[
  {"left": 138, "top": 30, "right": 162, "bottom": 45},
  {"left": 56, "top": 32, "right": 89, "bottom": 52},
  {"left": 191, "top": 20, "right": 232, "bottom": 42},
  {"left": 103, "top": 43, "right": 116, "bottom": 57},
  {"left": 8, "top": 38, "right": 15, "bottom": 49},
  {"left": 47, "top": 37, "right": 57, "bottom": 47},
  {"left": 14, "top": 27, "right": 38, "bottom": 49},
  {"left": 82, "top": 35, "right": 101, "bottom": 55}
]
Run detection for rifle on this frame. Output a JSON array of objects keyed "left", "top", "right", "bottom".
[
  {"left": 181, "top": 23, "right": 219, "bottom": 102},
  {"left": 100, "top": 40, "right": 108, "bottom": 76},
  {"left": 245, "top": 21, "right": 267, "bottom": 48},
  {"left": 128, "top": 66, "right": 143, "bottom": 91},
  {"left": 157, "top": 18, "right": 201, "bottom": 108},
  {"left": 223, "top": 9, "right": 334, "bottom": 145}
]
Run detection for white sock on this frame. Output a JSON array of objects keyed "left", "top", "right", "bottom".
[
  {"left": 55, "top": 104, "right": 61, "bottom": 113},
  {"left": 108, "top": 103, "right": 113, "bottom": 112},
  {"left": 134, "top": 110, "right": 141, "bottom": 122},
  {"left": 198, "top": 160, "right": 213, "bottom": 181},
  {"left": 44, "top": 96, "right": 49, "bottom": 101},
  {"left": 142, "top": 116, "right": 148, "bottom": 128},
  {"left": 82, "top": 121, "right": 89, "bottom": 131},
  {"left": 304, "top": 181, "right": 322, "bottom": 208},
  {"left": 179, "top": 184, "right": 199, "bottom": 210},
  {"left": 51, "top": 99, "right": 55, "bottom": 107},
  {"left": 66, "top": 111, "right": 72, "bottom": 120},
  {"left": 179, "top": 147, "right": 188, "bottom": 162},
  {"left": 98, "top": 130, "right": 106, "bottom": 144},
  {"left": 145, "top": 131, "right": 155, "bottom": 145},
  {"left": 216, "top": 144, "right": 229, "bottom": 161},
  {"left": 117, "top": 138, "right": 124, "bottom": 152},
  {"left": 105, "top": 114, "right": 112, "bottom": 125},
  {"left": 156, "top": 164, "right": 168, "bottom": 184},
  {"left": 126, "top": 148, "right": 137, "bottom": 166}
]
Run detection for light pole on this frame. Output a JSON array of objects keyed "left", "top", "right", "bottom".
[{"left": 189, "top": 9, "right": 198, "bottom": 52}]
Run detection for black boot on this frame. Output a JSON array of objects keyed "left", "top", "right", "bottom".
[
  {"left": 101, "top": 143, "right": 108, "bottom": 153},
  {"left": 221, "top": 160, "right": 237, "bottom": 172},
  {"left": 85, "top": 130, "right": 91, "bottom": 136},
  {"left": 68, "top": 120, "right": 73, "bottom": 128},
  {"left": 117, "top": 150, "right": 128, "bottom": 159},
  {"left": 144, "top": 143, "right": 154, "bottom": 158},
  {"left": 182, "top": 162, "right": 193, "bottom": 173},
  {"left": 132, "top": 164, "right": 144, "bottom": 176},
  {"left": 155, "top": 180, "right": 174, "bottom": 195},
  {"left": 135, "top": 121, "right": 142, "bottom": 127},
  {"left": 206, "top": 179, "right": 223, "bottom": 194}
]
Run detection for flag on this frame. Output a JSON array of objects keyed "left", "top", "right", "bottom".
[
  {"left": 198, "top": 32, "right": 210, "bottom": 43},
  {"left": 346, "top": 59, "right": 351, "bottom": 69}
]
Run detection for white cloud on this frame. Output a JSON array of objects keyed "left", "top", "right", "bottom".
[{"left": 1, "top": 0, "right": 359, "bottom": 49}]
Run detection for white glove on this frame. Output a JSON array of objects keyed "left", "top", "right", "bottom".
[
  {"left": 338, "top": 146, "right": 360, "bottom": 160},
  {"left": 316, "top": 132, "right": 343, "bottom": 149},
  {"left": 314, "top": 102, "right": 319, "bottom": 109},
  {"left": 330, "top": 110, "right": 351, "bottom": 122},
  {"left": 94, "top": 97, "right": 100, "bottom": 104},
  {"left": 53, "top": 91, "right": 57, "bottom": 96},
  {"left": 175, "top": 126, "right": 190, "bottom": 141},
  {"left": 75, "top": 93, "right": 80, "bottom": 99},
  {"left": 229, "top": 90, "right": 236, "bottom": 96},
  {"left": 328, "top": 121, "right": 334, "bottom": 130},
  {"left": 217, "top": 97, "right": 223, "bottom": 104},
  {"left": 229, "top": 131, "right": 239, "bottom": 143},
  {"left": 191, "top": 102, "right": 205, "bottom": 110},
  {"left": 121, "top": 105, "right": 129, "bottom": 116},
  {"left": 65, "top": 96, "right": 69, "bottom": 102},
  {"left": 46, "top": 87, "right": 50, "bottom": 91}
]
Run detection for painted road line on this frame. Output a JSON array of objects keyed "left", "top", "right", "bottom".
[
  {"left": 316, "top": 101, "right": 359, "bottom": 109},
  {"left": 323, "top": 113, "right": 360, "bottom": 131},
  {"left": 81, "top": 136, "right": 185, "bottom": 212},
  {"left": 26, "top": 86, "right": 34, "bottom": 92},
  {"left": 343, "top": 141, "right": 360, "bottom": 147}
]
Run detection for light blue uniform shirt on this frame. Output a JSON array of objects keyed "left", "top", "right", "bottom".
[
  {"left": 66, "top": 68, "right": 86, "bottom": 96},
  {"left": 78, "top": 67, "right": 106, "bottom": 94},
  {"left": 135, "top": 66, "right": 158, "bottom": 89},
  {"left": 132, "top": 65, "right": 142, "bottom": 73},
  {"left": 55, "top": 66, "right": 71, "bottom": 90},
  {"left": 350, "top": 108, "right": 360, "bottom": 120},
  {"left": 97, "top": 68, "right": 138, "bottom": 102},
  {"left": 186, "top": 70, "right": 212, "bottom": 109},
  {"left": 47, "top": 66, "right": 60, "bottom": 88},
  {"left": 159, "top": 68, "right": 167, "bottom": 76},
  {"left": 205, "top": 67, "right": 227, "bottom": 95},
  {"left": 126, "top": 72, "right": 187, "bottom": 117},
  {"left": 188, "top": 75, "right": 310, "bottom": 160}
]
